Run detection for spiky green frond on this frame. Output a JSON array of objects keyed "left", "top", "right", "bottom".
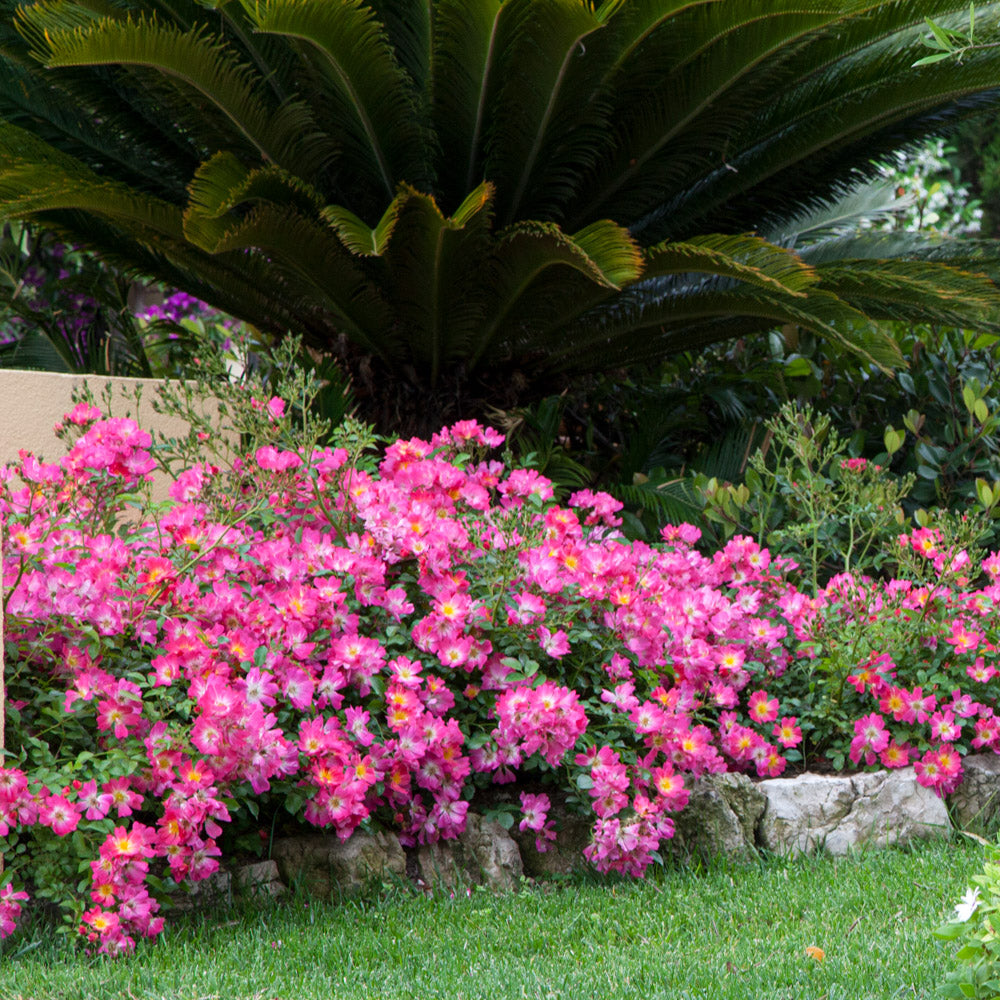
[
  {"left": 363, "top": 0, "right": 434, "bottom": 94},
  {"left": 613, "top": 477, "right": 705, "bottom": 531},
  {"left": 0, "top": 330, "right": 76, "bottom": 373},
  {"left": 0, "top": 57, "right": 193, "bottom": 196},
  {"left": 0, "top": 131, "right": 184, "bottom": 238},
  {"left": 183, "top": 150, "right": 324, "bottom": 247},
  {"left": 815, "top": 258, "right": 1000, "bottom": 330},
  {"left": 798, "top": 231, "right": 1000, "bottom": 271},
  {"left": 203, "top": 204, "right": 391, "bottom": 353},
  {"left": 642, "top": 3, "right": 1000, "bottom": 239},
  {"left": 381, "top": 182, "right": 496, "bottom": 383},
  {"left": 26, "top": 11, "right": 320, "bottom": 173},
  {"left": 549, "top": 282, "right": 904, "bottom": 373},
  {"left": 485, "top": 0, "right": 611, "bottom": 225},
  {"left": 320, "top": 196, "right": 405, "bottom": 256},
  {"left": 643, "top": 234, "right": 818, "bottom": 298},
  {"left": 248, "top": 0, "right": 432, "bottom": 198},
  {"left": 763, "top": 183, "right": 918, "bottom": 247},
  {"left": 496, "top": 218, "right": 642, "bottom": 294},
  {"left": 469, "top": 218, "right": 643, "bottom": 368},
  {"left": 431, "top": 0, "right": 504, "bottom": 197},
  {"left": 565, "top": 0, "right": 873, "bottom": 230}
]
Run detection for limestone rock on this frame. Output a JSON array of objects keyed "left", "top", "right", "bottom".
[
  {"left": 669, "top": 772, "right": 767, "bottom": 860},
  {"left": 417, "top": 812, "right": 523, "bottom": 891},
  {"left": 948, "top": 753, "right": 1000, "bottom": 836},
  {"left": 758, "top": 768, "right": 951, "bottom": 856},
  {"left": 234, "top": 859, "right": 286, "bottom": 899},
  {"left": 271, "top": 830, "right": 406, "bottom": 898},
  {"left": 511, "top": 800, "right": 593, "bottom": 878},
  {"left": 170, "top": 869, "right": 232, "bottom": 911}
]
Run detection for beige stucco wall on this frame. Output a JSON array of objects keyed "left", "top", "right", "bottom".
[{"left": 0, "top": 368, "right": 210, "bottom": 467}]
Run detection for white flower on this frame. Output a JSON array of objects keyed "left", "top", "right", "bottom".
[{"left": 954, "top": 887, "right": 981, "bottom": 923}]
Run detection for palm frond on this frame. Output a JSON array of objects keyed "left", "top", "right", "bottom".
[
  {"left": 0, "top": 156, "right": 185, "bottom": 240},
  {"left": 320, "top": 194, "right": 405, "bottom": 256},
  {"left": 641, "top": 4, "right": 1000, "bottom": 238},
  {"left": 382, "top": 182, "right": 496, "bottom": 383},
  {"left": 362, "top": 0, "right": 434, "bottom": 94},
  {"left": 468, "top": 218, "right": 643, "bottom": 368},
  {"left": 249, "top": 0, "right": 432, "bottom": 199},
  {"left": 0, "top": 57, "right": 193, "bottom": 196},
  {"left": 0, "top": 329, "right": 75, "bottom": 372},
  {"left": 643, "top": 233, "right": 818, "bottom": 297},
  {"left": 815, "top": 258, "right": 1000, "bottom": 331},
  {"left": 798, "top": 232, "right": 1000, "bottom": 270},
  {"left": 204, "top": 204, "right": 392, "bottom": 355},
  {"left": 550, "top": 281, "right": 904, "bottom": 373},
  {"left": 485, "top": 0, "right": 610, "bottom": 225},
  {"left": 612, "top": 477, "right": 705, "bottom": 530},
  {"left": 431, "top": 0, "right": 504, "bottom": 198},
  {"left": 566, "top": 0, "right": 873, "bottom": 229},
  {"left": 762, "top": 181, "right": 917, "bottom": 247},
  {"left": 183, "top": 150, "right": 324, "bottom": 248},
  {"left": 26, "top": 12, "right": 321, "bottom": 173}
]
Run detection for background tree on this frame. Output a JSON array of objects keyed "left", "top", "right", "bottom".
[{"left": 2, "top": 0, "right": 1000, "bottom": 432}]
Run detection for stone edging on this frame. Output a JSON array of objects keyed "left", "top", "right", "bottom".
[{"left": 203, "top": 756, "right": 1000, "bottom": 903}]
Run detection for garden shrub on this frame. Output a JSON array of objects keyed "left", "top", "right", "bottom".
[
  {"left": 582, "top": 315, "right": 1000, "bottom": 549},
  {"left": 935, "top": 835, "right": 1000, "bottom": 999},
  {"left": 4, "top": 373, "right": 1000, "bottom": 955}
]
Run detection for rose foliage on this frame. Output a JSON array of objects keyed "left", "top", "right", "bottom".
[{"left": 4, "top": 396, "right": 1000, "bottom": 955}]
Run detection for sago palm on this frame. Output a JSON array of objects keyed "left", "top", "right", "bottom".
[{"left": 2, "top": 0, "right": 1000, "bottom": 430}]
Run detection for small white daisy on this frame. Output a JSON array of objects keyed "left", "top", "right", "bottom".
[{"left": 954, "top": 887, "right": 981, "bottom": 923}]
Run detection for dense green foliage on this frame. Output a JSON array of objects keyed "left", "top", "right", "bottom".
[
  {"left": 3, "top": 1, "right": 1000, "bottom": 429},
  {"left": 506, "top": 314, "right": 1000, "bottom": 545}
]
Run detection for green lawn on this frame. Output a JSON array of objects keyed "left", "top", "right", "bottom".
[{"left": 0, "top": 838, "right": 986, "bottom": 1000}]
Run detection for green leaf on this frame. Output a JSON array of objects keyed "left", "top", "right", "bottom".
[
  {"left": 963, "top": 383, "right": 978, "bottom": 414},
  {"left": 912, "top": 51, "right": 954, "bottom": 67},
  {"left": 977, "top": 478, "right": 994, "bottom": 508},
  {"left": 492, "top": 809, "right": 515, "bottom": 830},
  {"left": 784, "top": 357, "right": 812, "bottom": 377},
  {"left": 924, "top": 17, "right": 958, "bottom": 53},
  {"left": 883, "top": 427, "right": 904, "bottom": 456}
]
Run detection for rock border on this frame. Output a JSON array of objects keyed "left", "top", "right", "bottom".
[{"left": 194, "top": 755, "right": 1000, "bottom": 903}]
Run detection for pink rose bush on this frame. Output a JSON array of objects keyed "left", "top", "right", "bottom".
[{"left": 3, "top": 398, "right": 1000, "bottom": 953}]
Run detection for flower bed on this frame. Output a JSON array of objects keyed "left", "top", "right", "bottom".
[{"left": 3, "top": 394, "right": 1000, "bottom": 954}]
